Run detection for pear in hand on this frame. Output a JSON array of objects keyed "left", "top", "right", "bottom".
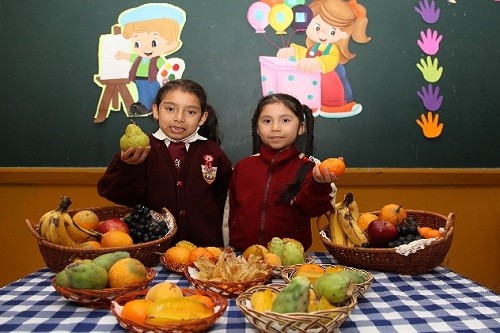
[{"left": 119, "top": 122, "right": 150, "bottom": 151}]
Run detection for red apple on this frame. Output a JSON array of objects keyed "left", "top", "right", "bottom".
[
  {"left": 96, "top": 218, "right": 129, "bottom": 234},
  {"left": 366, "top": 219, "right": 398, "bottom": 247}
]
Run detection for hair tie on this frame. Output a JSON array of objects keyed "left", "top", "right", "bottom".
[{"left": 347, "top": 0, "right": 365, "bottom": 18}]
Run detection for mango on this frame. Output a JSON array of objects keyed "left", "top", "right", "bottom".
[
  {"left": 92, "top": 251, "right": 130, "bottom": 272},
  {"left": 65, "top": 261, "right": 108, "bottom": 289}
]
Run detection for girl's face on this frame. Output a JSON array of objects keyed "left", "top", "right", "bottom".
[
  {"left": 152, "top": 89, "right": 208, "bottom": 140},
  {"left": 306, "top": 15, "right": 348, "bottom": 44},
  {"left": 256, "top": 102, "right": 305, "bottom": 151},
  {"left": 131, "top": 31, "right": 178, "bottom": 58}
]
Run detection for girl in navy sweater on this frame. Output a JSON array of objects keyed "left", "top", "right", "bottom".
[
  {"left": 98, "top": 79, "right": 232, "bottom": 247},
  {"left": 229, "top": 93, "right": 340, "bottom": 251}
]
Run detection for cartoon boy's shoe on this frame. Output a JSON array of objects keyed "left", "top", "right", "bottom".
[
  {"left": 129, "top": 103, "right": 151, "bottom": 117},
  {"left": 317, "top": 102, "right": 363, "bottom": 118}
]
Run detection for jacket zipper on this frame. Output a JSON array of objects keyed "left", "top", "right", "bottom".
[{"left": 258, "top": 153, "right": 279, "bottom": 244}]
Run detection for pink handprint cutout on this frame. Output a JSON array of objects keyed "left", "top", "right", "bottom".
[
  {"left": 417, "top": 84, "right": 443, "bottom": 111},
  {"left": 417, "top": 29, "right": 443, "bottom": 55},
  {"left": 416, "top": 112, "right": 444, "bottom": 138},
  {"left": 415, "top": 0, "right": 440, "bottom": 24}
]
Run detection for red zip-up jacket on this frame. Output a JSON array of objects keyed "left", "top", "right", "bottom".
[
  {"left": 97, "top": 134, "right": 232, "bottom": 247},
  {"left": 228, "top": 145, "right": 335, "bottom": 251}
]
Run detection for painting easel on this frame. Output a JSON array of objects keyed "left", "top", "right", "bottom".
[{"left": 93, "top": 25, "right": 134, "bottom": 123}]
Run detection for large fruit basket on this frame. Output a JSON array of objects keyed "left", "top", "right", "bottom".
[
  {"left": 52, "top": 268, "right": 156, "bottom": 309},
  {"left": 236, "top": 283, "right": 358, "bottom": 333},
  {"left": 111, "top": 287, "right": 228, "bottom": 333},
  {"left": 317, "top": 210, "right": 455, "bottom": 275},
  {"left": 26, "top": 206, "right": 177, "bottom": 272}
]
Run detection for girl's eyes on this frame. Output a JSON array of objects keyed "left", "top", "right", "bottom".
[
  {"left": 151, "top": 39, "right": 158, "bottom": 48},
  {"left": 314, "top": 23, "right": 321, "bottom": 32},
  {"left": 134, "top": 41, "right": 140, "bottom": 48},
  {"left": 329, "top": 28, "right": 336, "bottom": 36},
  {"left": 164, "top": 107, "right": 197, "bottom": 115}
]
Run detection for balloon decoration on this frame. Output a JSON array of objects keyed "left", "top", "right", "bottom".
[
  {"left": 247, "top": 1, "right": 271, "bottom": 33},
  {"left": 284, "top": 0, "right": 306, "bottom": 7},
  {"left": 291, "top": 4, "right": 312, "bottom": 33},
  {"left": 269, "top": 3, "right": 294, "bottom": 34},
  {"left": 261, "top": 0, "right": 283, "bottom": 7}
]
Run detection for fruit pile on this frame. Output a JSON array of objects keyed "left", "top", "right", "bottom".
[
  {"left": 250, "top": 266, "right": 368, "bottom": 313},
  {"left": 54, "top": 251, "right": 149, "bottom": 289},
  {"left": 36, "top": 197, "right": 170, "bottom": 249},
  {"left": 242, "top": 237, "right": 306, "bottom": 267},
  {"left": 327, "top": 192, "right": 444, "bottom": 248},
  {"left": 124, "top": 205, "right": 170, "bottom": 244},
  {"left": 163, "top": 240, "right": 222, "bottom": 267}
]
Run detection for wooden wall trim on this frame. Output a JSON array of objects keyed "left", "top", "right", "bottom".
[{"left": 1, "top": 167, "right": 499, "bottom": 186}]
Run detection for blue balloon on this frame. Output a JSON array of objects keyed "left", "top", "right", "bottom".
[{"left": 292, "top": 5, "right": 312, "bottom": 33}]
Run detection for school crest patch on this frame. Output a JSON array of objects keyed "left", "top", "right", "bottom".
[{"left": 201, "top": 154, "right": 217, "bottom": 184}]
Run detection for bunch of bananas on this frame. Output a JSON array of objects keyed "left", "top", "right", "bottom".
[
  {"left": 329, "top": 192, "right": 368, "bottom": 247},
  {"left": 38, "top": 196, "right": 101, "bottom": 247}
]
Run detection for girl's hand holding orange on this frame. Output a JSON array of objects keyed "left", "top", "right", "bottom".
[{"left": 314, "top": 157, "right": 345, "bottom": 183}]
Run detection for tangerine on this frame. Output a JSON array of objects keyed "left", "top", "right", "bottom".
[
  {"left": 188, "top": 247, "right": 216, "bottom": 265},
  {"left": 319, "top": 158, "right": 346, "bottom": 177},
  {"left": 80, "top": 240, "right": 102, "bottom": 249},
  {"left": 121, "top": 299, "right": 151, "bottom": 324},
  {"left": 186, "top": 294, "right": 215, "bottom": 311},
  {"left": 101, "top": 230, "right": 134, "bottom": 248},
  {"left": 164, "top": 246, "right": 191, "bottom": 265},
  {"left": 379, "top": 204, "right": 407, "bottom": 226},
  {"left": 108, "top": 258, "right": 148, "bottom": 288},
  {"left": 72, "top": 210, "right": 100, "bottom": 230}
]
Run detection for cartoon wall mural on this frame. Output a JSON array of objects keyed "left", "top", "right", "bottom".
[
  {"left": 247, "top": 0, "right": 371, "bottom": 119},
  {"left": 93, "top": 3, "right": 186, "bottom": 123}
]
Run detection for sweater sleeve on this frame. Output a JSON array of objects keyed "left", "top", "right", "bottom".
[
  {"left": 97, "top": 154, "right": 148, "bottom": 207},
  {"left": 292, "top": 171, "right": 335, "bottom": 217}
]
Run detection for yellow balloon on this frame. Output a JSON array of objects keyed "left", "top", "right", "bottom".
[{"left": 269, "top": 4, "right": 293, "bottom": 34}]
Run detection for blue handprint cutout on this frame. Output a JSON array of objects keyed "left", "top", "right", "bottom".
[{"left": 417, "top": 84, "right": 443, "bottom": 111}]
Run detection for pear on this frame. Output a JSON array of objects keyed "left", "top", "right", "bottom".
[{"left": 119, "top": 122, "right": 150, "bottom": 151}]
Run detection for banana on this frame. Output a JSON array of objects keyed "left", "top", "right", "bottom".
[
  {"left": 38, "top": 196, "right": 79, "bottom": 247},
  {"left": 347, "top": 197, "right": 360, "bottom": 223},
  {"left": 337, "top": 205, "right": 368, "bottom": 246},
  {"left": 345, "top": 237, "right": 355, "bottom": 248},
  {"left": 329, "top": 202, "right": 347, "bottom": 246},
  {"left": 62, "top": 212, "right": 101, "bottom": 243}
]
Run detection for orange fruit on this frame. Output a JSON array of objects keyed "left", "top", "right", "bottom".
[
  {"left": 186, "top": 294, "right": 215, "bottom": 311},
  {"left": 357, "top": 213, "right": 379, "bottom": 231},
  {"left": 319, "top": 158, "right": 346, "bottom": 177},
  {"left": 108, "top": 258, "right": 148, "bottom": 288},
  {"left": 145, "top": 282, "right": 183, "bottom": 302},
  {"left": 80, "top": 240, "right": 102, "bottom": 249},
  {"left": 100, "top": 230, "right": 134, "bottom": 248},
  {"left": 164, "top": 246, "right": 191, "bottom": 265},
  {"left": 295, "top": 264, "right": 326, "bottom": 284},
  {"left": 379, "top": 204, "right": 407, "bottom": 226},
  {"left": 188, "top": 247, "right": 216, "bottom": 265},
  {"left": 121, "top": 299, "right": 151, "bottom": 324},
  {"left": 72, "top": 210, "right": 100, "bottom": 230}
]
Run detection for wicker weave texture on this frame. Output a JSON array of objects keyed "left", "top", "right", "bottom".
[
  {"left": 26, "top": 206, "right": 177, "bottom": 272},
  {"left": 318, "top": 210, "right": 455, "bottom": 275}
]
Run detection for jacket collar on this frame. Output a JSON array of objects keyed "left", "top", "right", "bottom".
[{"left": 259, "top": 145, "right": 300, "bottom": 165}]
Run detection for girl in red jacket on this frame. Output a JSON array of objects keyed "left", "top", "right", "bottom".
[
  {"left": 98, "top": 79, "right": 232, "bottom": 247},
  {"left": 229, "top": 93, "right": 339, "bottom": 251}
]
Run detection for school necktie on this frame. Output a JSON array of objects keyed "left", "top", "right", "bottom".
[{"left": 168, "top": 142, "right": 187, "bottom": 169}]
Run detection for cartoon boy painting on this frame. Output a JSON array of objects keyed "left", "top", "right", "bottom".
[
  {"left": 277, "top": 0, "right": 370, "bottom": 118},
  {"left": 116, "top": 3, "right": 186, "bottom": 116}
]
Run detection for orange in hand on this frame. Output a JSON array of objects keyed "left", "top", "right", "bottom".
[{"left": 319, "top": 158, "right": 346, "bottom": 177}]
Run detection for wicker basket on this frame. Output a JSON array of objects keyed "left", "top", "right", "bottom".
[
  {"left": 26, "top": 206, "right": 177, "bottom": 272},
  {"left": 280, "top": 264, "right": 373, "bottom": 298},
  {"left": 52, "top": 268, "right": 156, "bottom": 309},
  {"left": 236, "top": 283, "right": 358, "bottom": 333},
  {"left": 317, "top": 210, "right": 455, "bottom": 275},
  {"left": 111, "top": 288, "right": 228, "bottom": 333},
  {"left": 184, "top": 265, "right": 273, "bottom": 298},
  {"left": 270, "top": 254, "right": 315, "bottom": 278}
]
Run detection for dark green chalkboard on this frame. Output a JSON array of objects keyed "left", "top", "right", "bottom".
[{"left": 0, "top": 0, "right": 498, "bottom": 167}]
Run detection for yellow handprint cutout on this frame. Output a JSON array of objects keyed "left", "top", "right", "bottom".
[
  {"left": 416, "top": 56, "right": 443, "bottom": 83},
  {"left": 416, "top": 111, "right": 444, "bottom": 138}
]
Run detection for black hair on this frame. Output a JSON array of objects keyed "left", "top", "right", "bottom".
[
  {"left": 251, "top": 93, "right": 316, "bottom": 203},
  {"left": 153, "top": 79, "right": 222, "bottom": 144}
]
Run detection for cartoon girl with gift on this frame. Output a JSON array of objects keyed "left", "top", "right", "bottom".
[
  {"left": 277, "top": 0, "right": 370, "bottom": 117},
  {"left": 116, "top": 3, "right": 186, "bottom": 116}
]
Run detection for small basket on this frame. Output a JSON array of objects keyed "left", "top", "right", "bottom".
[
  {"left": 281, "top": 264, "right": 373, "bottom": 298},
  {"left": 26, "top": 206, "right": 177, "bottom": 272},
  {"left": 52, "top": 268, "right": 156, "bottom": 308},
  {"left": 160, "top": 255, "right": 187, "bottom": 275},
  {"left": 111, "top": 288, "right": 228, "bottom": 333},
  {"left": 236, "top": 283, "right": 358, "bottom": 333},
  {"left": 317, "top": 210, "right": 455, "bottom": 275},
  {"left": 184, "top": 265, "right": 273, "bottom": 298},
  {"left": 270, "top": 254, "right": 315, "bottom": 278}
]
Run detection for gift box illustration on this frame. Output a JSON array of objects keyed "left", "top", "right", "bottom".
[{"left": 259, "top": 56, "right": 321, "bottom": 109}]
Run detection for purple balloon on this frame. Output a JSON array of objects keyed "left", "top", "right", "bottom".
[
  {"left": 247, "top": 2, "right": 271, "bottom": 33},
  {"left": 292, "top": 5, "right": 312, "bottom": 33}
]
